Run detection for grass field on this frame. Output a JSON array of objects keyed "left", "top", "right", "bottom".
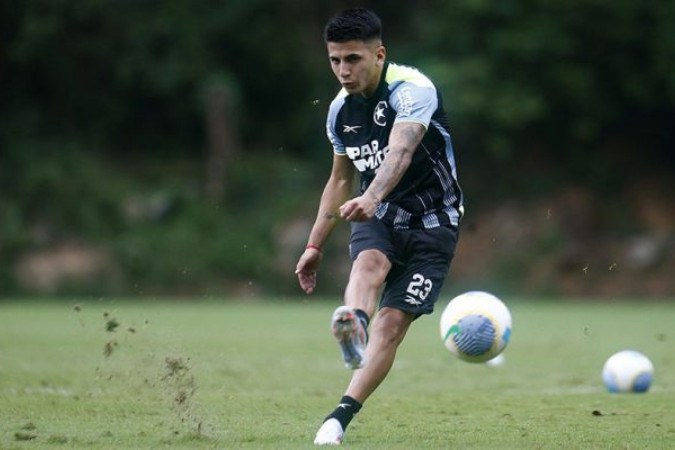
[{"left": 1, "top": 297, "right": 674, "bottom": 449}]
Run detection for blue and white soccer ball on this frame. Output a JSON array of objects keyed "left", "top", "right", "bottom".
[
  {"left": 440, "top": 291, "right": 512, "bottom": 363},
  {"left": 602, "top": 350, "right": 654, "bottom": 393}
]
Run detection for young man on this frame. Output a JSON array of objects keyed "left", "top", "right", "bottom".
[{"left": 295, "top": 7, "right": 463, "bottom": 445}]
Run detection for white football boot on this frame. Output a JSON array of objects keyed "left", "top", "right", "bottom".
[
  {"left": 331, "top": 306, "right": 367, "bottom": 370},
  {"left": 314, "top": 418, "right": 344, "bottom": 445}
]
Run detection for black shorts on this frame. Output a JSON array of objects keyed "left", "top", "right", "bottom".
[{"left": 349, "top": 219, "right": 459, "bottom": 318}]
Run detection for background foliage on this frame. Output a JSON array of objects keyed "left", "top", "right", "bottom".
[{"left": 1, "top": 0, "right": 673, "bottom": 297}]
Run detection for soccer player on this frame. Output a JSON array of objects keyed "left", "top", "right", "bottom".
[{"left": 295, "top": 7, "right": 463, "bottom": 445}]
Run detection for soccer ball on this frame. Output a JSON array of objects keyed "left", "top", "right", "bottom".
[
  {"left": 440, "top": 291, "right": 512, "bottom": 363},
  {"left": 602, "top": 350, "right": 654, "bottom": 393}
]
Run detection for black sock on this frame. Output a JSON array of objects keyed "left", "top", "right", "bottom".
[
  {"left": 354, "top": 309, "right": 370, "bottom": 341},
  {"left": 326, "top": 395, "right": 362, "bottom": 431}
]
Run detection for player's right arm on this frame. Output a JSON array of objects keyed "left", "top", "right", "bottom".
[{"left": 295, "top": 154, "right": 354, "bottom": 294}]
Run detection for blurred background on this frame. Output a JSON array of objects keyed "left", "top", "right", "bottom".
[{"left": 1, "top": 0, "right": 673, "bottom": 299}]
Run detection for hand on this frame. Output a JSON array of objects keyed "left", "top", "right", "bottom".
[
  {"left": 339, "top": 193, "right": 380, "bottom": 222},
  {"left": 295, "top": 248, "right": 322, "bottom": 294}
]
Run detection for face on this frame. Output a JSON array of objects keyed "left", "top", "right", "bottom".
[{"left": 327, "top": 39, "right": 385, "bottom": 97}]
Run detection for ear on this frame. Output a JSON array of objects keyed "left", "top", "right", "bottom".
[{"left": 376, "top": 45, "right": 386, "bottom": 66}]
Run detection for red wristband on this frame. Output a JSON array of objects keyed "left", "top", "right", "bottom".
[{"left": 306, "top": 244, "right": 323, "bottom": 253}]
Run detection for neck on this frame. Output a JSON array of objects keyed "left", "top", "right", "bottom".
[{"left": 362, "top": 63, "right": 385, "bottom": 98}]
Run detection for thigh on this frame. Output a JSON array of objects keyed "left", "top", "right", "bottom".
[
  {"left": 381, "top": 226, "right": 458, "bottom": 317},
  {"left": 349, "top": 219, "right": 396, "bottom": 262}
]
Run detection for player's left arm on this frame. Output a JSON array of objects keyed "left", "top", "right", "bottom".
[
  {"left": 339, "top": 121, "right": 425, "bottom": 222},
  {"left": 366, "top": 122, "right": 425, "bottom": 203}
]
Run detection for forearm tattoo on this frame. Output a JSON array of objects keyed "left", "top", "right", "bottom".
[{"left": 368, "top": 123, "right": 425, "bottom": 201}]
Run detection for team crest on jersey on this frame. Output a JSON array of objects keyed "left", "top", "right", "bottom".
[{"left": 373, "top": 101, "right": 388, "bottom": 126}]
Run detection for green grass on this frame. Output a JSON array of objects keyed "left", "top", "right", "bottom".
[{"left": 1, "top": 297, "right": 674, "bottom": 449}]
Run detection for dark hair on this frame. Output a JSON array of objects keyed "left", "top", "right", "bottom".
[{"left": 324, "top": 7, "right": 382, "bottom": 43}]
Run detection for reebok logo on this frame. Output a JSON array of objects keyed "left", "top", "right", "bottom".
[
  {"left": 342, "top": 125, "right": 361, "bottom": 134},
  {"left": 404, "top": 296, "right": 422, "bottom": 306}
]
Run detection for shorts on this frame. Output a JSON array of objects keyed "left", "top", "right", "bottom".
[{"left": 349, "top": 219, "right": 459, "bottom": 318}]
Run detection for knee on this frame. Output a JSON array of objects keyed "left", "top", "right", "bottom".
[
  {"left": 351, "top": 250, "right": 390, "bottom": 284},
  {"left": 371, "top": 308, "right": 412, "bottom": 345}
]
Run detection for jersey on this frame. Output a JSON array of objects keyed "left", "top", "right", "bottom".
[{"left": 326, "top": 61, "right": 463, "bottom": 230}]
